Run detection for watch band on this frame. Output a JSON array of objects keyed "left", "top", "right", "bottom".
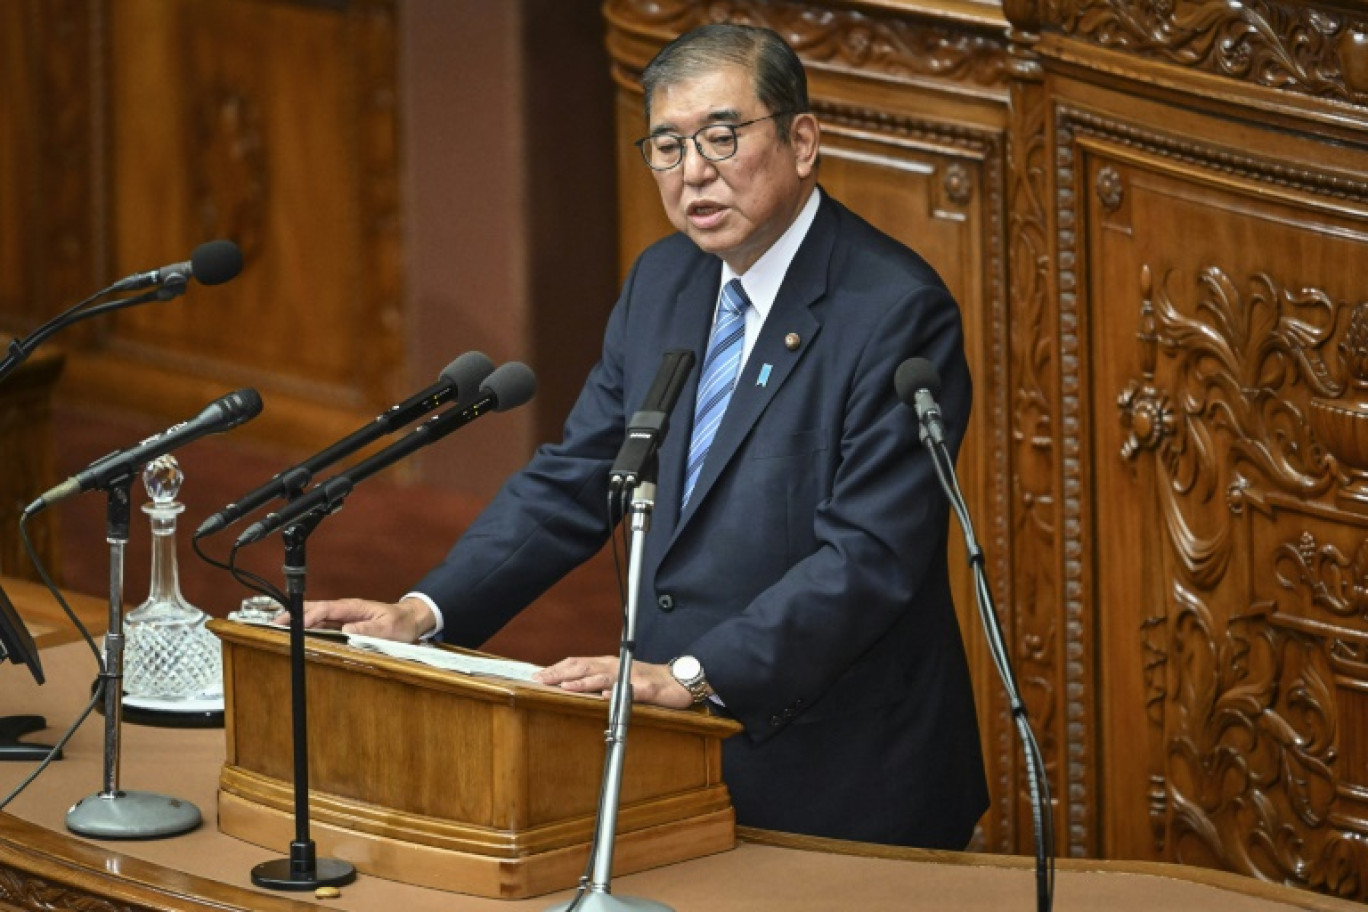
[{"left": 670, "top": 656, "right": 710, "bottom": 704}]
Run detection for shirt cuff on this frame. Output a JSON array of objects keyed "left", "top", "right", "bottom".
[{"left": 402, "top": 591, "right": 444, "bottom": 640}]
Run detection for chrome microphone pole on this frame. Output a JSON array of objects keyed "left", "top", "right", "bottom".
[
  {"left": 66, "top": 479, "right": 202, "bottom": 838},
  {"left": 546, "top": 479, "right": 673, "bottom": 912}
]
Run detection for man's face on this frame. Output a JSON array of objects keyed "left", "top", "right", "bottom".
[{"left": 646, "top": 65, "right": 818, "bottom": 274}]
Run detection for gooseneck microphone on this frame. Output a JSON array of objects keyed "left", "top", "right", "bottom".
[
  {"left": 235, "top": 361, "right": 536, "bottom": 546},
  {"left": 195, "top": 351, "right": 495, "bottom": 538},
  {"left": 609, "top": 349, "right": 696, "bottom": 485},
  {"left": 109, "top": 239, "right": 245, "bottom": 298},
  {"left": 893, "top": 357, "right": 946, "bottom": 447},
  {"left": 894, "top": 355, "right": 1056, "bottom": 912},
  {"left": 24, "top": 388, "right": 264, "bottom": 515},
  {"left": 0, "top": 240, "right": 245, "bottom": 384}
]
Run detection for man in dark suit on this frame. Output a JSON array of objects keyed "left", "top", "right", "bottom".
[{"left": 301, "top": 23, "right": 988, "bottom": 849}]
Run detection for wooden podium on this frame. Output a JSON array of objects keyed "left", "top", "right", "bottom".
[{"left": 210, "top": 620, "right": 742, "bottom": 899}]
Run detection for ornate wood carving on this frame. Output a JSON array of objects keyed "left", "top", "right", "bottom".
[
  {"left": 0, "top": 869, "right": 138, "bottom": 912},
  {"left": 1094, "top": 164, "right": 1123, "bottom": 212},
  {"left": 1039, "top": 0, "right": 1368, "bottom": 105},
  {"left": 604, "top": 0, "right": 1010, "bottom": 92},
  {"left": 1005, "top": 25, "right": 1067, "bottom": 856},
  {"left": 1117, "top": 259, "right": 1368, "bottom": 896},
  {"left": 1051, "top": 84, "right": 1095, "bottom": 860}
]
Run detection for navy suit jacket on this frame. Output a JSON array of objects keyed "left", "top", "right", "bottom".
[{"left": 415, "top": 191, "right": 989, "bottom": 848}]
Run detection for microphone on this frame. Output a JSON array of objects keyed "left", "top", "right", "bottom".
[
  {"left": 894, "top": 357, "right": 946, "bottom": 447},
  {"left": 235, "top": 361, "right": 536, "bottom": 546},
  {"left": 25, "top": 388, "right": 264, "bottom": 515},
  {"left": 0, "top": 242, "right": 245, "bottom": 385},
  {"left": 893, "top": 358, "right": 1057, "bottom": 909},
  {"left": 195, "top": 351, "right": 496, "bottom": 538},
  {"left": 609, "top": 349, "right": 696, "bottom": 485},
  {"left": 108, "top": 239, "right": 244, "bottom": 298}
]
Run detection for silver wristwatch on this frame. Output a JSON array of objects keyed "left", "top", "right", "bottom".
[{"left": 669, "top": 655, "right": 710, "bottom": 704}]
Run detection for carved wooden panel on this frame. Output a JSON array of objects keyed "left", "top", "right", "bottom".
[{"left": 1079, "top": 94, "right": 1368, "bottom": 895}]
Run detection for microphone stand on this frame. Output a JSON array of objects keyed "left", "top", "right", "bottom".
[
  {"left": 66, "top": 478, "right": 203, "bottom": 838},
  {"left": 250, "top": 510, "right": 356, "bottom": 890},
  {"left": 0, "top": 288, "right": 163, "bottom": 384},
  {"left": 546, "top": 478, "right": 672, "bottom": 912},
  {"left": 919, "top": 426, "right": 1054, "bottom": 912}
]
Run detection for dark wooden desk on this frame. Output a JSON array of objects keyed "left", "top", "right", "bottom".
[{"left": 1, "top": 642, "right": 1361, "bottom": 912}]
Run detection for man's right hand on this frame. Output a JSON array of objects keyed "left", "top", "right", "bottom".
[{"left": 271, "top": 596, "right": 436, "bottom": 643}]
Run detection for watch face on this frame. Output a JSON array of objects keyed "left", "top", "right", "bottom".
[{"left": 672, "top": 655, "right": 702, "bottom": 681}]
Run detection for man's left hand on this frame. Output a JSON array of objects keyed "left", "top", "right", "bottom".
[{"left": 533, "top": 656, "right": 694, "bottom": 709}]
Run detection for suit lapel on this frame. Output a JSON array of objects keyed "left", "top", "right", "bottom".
[{"left": 671, "top": 195, "right": 838, "bottom": 538}]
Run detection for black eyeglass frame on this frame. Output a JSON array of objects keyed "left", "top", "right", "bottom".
[{"left": 633, "top": 112, "right": 793, "bottom": 171}]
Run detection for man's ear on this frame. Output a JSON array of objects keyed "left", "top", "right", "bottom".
[{"left": 790, "top": 113, "right": 821, "bottom": 178}]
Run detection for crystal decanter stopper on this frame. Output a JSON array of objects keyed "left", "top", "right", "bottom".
[{"left": 122, "top": 454, "right": 222, "bottom": 700}]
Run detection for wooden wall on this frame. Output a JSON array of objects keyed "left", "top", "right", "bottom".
[
  {"left": 603, "top": 0, "right": 1368, "bottom": 903},
  {"left": 0, "top": 0, "right": 618, "bottom": 500}
]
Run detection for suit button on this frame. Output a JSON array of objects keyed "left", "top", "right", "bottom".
[
  {"left": 657, "top": 594, "right": 675, "bottom": 612},
  {"left": 769, "top": 714, "right": 784, "bottom": 728}
]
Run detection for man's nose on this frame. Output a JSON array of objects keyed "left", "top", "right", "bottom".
[{"left": 680, "top": 142, "right": 717, "bottom": 184}]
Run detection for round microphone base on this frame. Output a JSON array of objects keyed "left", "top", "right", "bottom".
[
  {"left": 65, "top": 789, "right": 202, "bottom": 839},
  {"left": 252, "top": 854, "right": 357, "bottom": 891},
  {"left": 544, "top": 890, "right": 676, "bottom": 912}
]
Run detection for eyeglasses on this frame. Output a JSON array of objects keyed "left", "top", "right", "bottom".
[{"left": 634, "top": 112, "right": 790, "bottom": 171}]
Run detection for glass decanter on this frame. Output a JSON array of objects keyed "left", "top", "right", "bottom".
[{"left": 122, "top": 454, "right": 222, "bottom": 700}]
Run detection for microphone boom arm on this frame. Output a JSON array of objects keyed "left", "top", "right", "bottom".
[{"left": 236, "top": 398, "right": 496, "bottom": 546}]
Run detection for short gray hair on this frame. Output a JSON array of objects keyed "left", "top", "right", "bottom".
[{"left": 641, "top": 23, "right": 810, "bottom": 141}]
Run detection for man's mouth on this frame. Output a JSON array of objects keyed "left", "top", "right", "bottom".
[{"left": 687, "top": 201, "right": 727, "bottom": 227}]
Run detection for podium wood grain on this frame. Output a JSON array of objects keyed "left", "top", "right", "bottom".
[{"left": 210, "top": 620, "right": 741, "bottom": 898}]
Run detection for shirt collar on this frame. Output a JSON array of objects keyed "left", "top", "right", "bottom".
[{"left": 720, "top": 186, "right": 822, "bottom": 321}]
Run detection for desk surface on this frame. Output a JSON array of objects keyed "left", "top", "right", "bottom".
[
  {"left": 4, "top": 574, "right": 109, "bottom": 649},
  {"left": 1, "top": 640, "right": 1361, "bottom": 912}
]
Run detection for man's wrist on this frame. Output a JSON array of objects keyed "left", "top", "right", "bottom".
[{"left": 398, "top": 595, "right": 439, "bottom": 640}]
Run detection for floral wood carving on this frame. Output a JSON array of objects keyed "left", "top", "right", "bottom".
[
  {"left": 1165, "top": 583, "right": 1355, "bottom": 894},
  {"left": 0, "top": 865, "right": 138, "bottom": 912},
  {"left": 1095, "top": 164, "right": 1123, "bottom": 212},
  {"left": 1309, "top": 304, "right": 1368, "bottom": 506},
  {"left": 604, "top": 0, "right": 1010, "bottom": 91},
  {"left": 1040, "top": 0, "right": 1368, "bottom": 105},
  {"left": 1118, "top": 262, "right": 1368, "bottom": 894}
]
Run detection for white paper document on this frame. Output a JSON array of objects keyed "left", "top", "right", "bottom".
[
  {"left": 344, "top": 633, "right": 543, "bottom": 682},
  {"left": 234, "top": 618, "right": 543, "bottom": 683}
]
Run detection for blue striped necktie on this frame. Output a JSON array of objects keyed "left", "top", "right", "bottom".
[{"left": 683, "top": 278, "right": 749, "bottom": 507}]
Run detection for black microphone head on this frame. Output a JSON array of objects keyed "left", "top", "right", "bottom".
[
  {"left": 218, "top": 387, "right": 264, "bottom": 428},
  {"left": 483, "top": 362, "right": 537, "bottom": 412},
  {"left": 190, "top": 240, "right": 244, "bottom": 286},
  {"left": 441, "top": 351, "right": 496, "bottom": 409},
  {"left": 894, "top": 358, "right": 941, "bottom": 408}
]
